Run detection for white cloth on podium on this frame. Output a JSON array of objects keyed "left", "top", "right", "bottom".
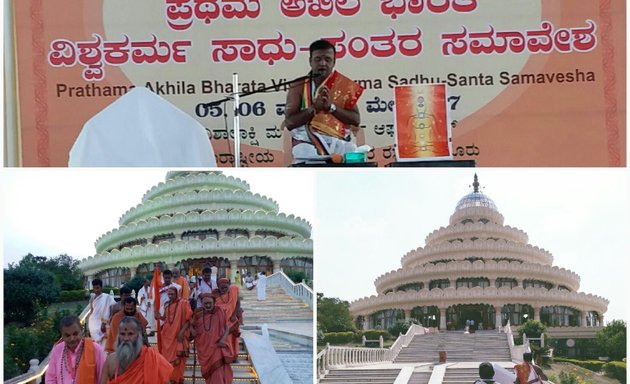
[{"left": 69, "top": 86, "right": 216, "bottom": 167}]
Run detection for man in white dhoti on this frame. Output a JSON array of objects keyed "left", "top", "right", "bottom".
[
  {"left": 137, "top": 279, "right": 156, "bottom": 335},
  {"left": 210, "top": 262, "right": 218, "bottom": 289},
  {"left": 87, "top": 278, "right": 116, "bottom": 348},
  {"left": 196, "top": 267, "right": 216, "bottom": 308},
  {"left": 256, "top": 271, "right": 267, "bottom": 301},
  {"left": 154, "top": 269, "right": 182, "bottom": 326}
]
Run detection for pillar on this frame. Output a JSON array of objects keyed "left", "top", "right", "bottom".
[
  {"left": 439, "top": 307, "right": 447, "bottom": 330},
  {"left": 273, "top": 259, "right": 281, "bottom": 274},
  {"left": 491, "top": 278, "right": 497, "bottom": 287},
  {"left": 87, "top": 275, "right": 95, "bottom": 290},
  {"left": 129, "top": 268, "right": 136, "bottom": 279},
  {"left": 404, "top": 309, "right": 411, "bottom": 322},
  {"left": 495, "top": 305, "right": 503, "bottom": 329},
  {"left": 534, "top": 307, "right": 541, "bottom": 322}
]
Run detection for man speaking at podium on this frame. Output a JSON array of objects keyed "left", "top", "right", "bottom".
[{"left": 284, "top": 39, "right": 365, "bottom": 162}]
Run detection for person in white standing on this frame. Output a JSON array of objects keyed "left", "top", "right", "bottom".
[
  {"left": 87, "top": 278, "right": 116, "bottom": 348},
  {"left": 257, "top": 271, "right": 267, "bottom": 301},
  {"left": 137, "top": 278, "right": 156, "bottom": 336}
]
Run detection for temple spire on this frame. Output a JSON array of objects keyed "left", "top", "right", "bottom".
[{"left": 472, "top": 173, "right": 480, "bottom": 193}]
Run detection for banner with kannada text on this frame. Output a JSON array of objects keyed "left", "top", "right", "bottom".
[{"left": 11, "top": 0, "right": 626, "bottom": 166}]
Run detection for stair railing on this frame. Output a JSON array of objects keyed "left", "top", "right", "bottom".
[
  {"left": 386, "top": 323, "right": 426, "bottom": 361},
  {"left": 316, "top": 324, "right": 428, "bottom": 380},
  {"left": 5, "top": 302, "right": 92, "bottom": 384},
  {"left": 266, "top": 271, "right": 313, "bottom": 308}
]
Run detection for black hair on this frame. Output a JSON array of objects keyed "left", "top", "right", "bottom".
[
  {"left": 523, "top": 352, "right": 533, "bottom": 362},
  {"left": 202, "top": 267, "right": 212, "bottom": 274},
  {"left": 124, "top": 297, "right": 137, "bottom": 305},
  {"left": 59, "top": 315, "right": 81, "bottom": 331},
  {"left": 309, "top": 39, "right": 336, "bottom": 58},
  {"left": 92, "top": 278, "right": 103, "bottom": 287},
  {"left": 163, "top": 269, "right": 172, "bottom": 277},
  {"left": 479, "top": 362, "right": 494, "bottom": 380},
  {"left": 120, "top": 286, "right": 132, "bottom": 295}
]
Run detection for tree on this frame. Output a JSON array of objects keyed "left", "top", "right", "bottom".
[
  {"left": 317, "top": 294, "right": 355, "bottom": 333},
  {"left": 597, "top": 320, "right": 626, "bottom": 361},
  {"left": 13, "top": 253, "right": 84, "bottom": 290},
  {"left": 388, "top": 319, "right": 419, "bottom": 337},
  {"left": 517, "top": 320, "right": 550, "bottom": 363},
  {"left": 4, "top": 265, "right": 60, "bottom": 324}
]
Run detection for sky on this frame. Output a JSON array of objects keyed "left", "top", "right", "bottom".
[
  {"left": 315, "top": 168, "right": 629, "bottom": 324},
  {"left": 1, "top": 168, "right": 316, "bottom": 266}
]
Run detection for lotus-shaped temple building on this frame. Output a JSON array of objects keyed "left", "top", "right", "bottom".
[
  {"left": 350, "top": 175, "right": 608, "bottom": 333},
  {"left": 79, "top": 171, "right": 312, "bottom": 285}
]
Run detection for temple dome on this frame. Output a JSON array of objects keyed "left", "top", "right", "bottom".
[
  {"left": 455, "top": 192, "right": 498, "bottom": 212},
  {"left": 454, "top": 173, "right": 498, "bottom": 213}
]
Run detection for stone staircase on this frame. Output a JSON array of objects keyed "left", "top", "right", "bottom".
[
  {"left": 394, "top": 330, "right": 511, "bottom": 363},
  {"left": 408, "top": 370, "right": 432, "bottom": 384},
  {"left": 149, "top": 337, "right": 259, "bottom": 383},
  {"left": 319, "top": 368, "right": 401, "bottom": 384},
  {"left": 239, "top": 286, "right": 312, "bottom": 323}
]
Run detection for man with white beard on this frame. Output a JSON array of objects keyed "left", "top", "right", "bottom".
[{"left": 100, "top": 317, "right": 173, "bottom": 384}]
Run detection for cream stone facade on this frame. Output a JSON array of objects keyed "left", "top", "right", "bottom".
[
  {"left": 79, "top": 171, "right": 312, "bottom": 285},
  {"left": 350, "top": 175, "right": 608, "bottom": 332}
]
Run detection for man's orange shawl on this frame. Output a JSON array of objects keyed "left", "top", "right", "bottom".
[
  {"left": 161, "top": 296, "right": 192, "bottom": 383},
  {"left": 174, "top": 276, "right": 190, "bottom": 300},
  {"left": 515, "top": 362, "right": 542, "bottom": 384},
  {"left": 213, "top": 285, "right": 241, "bottom": 359},
  {"left": 193, "top": 307, "right": 234, "bottom": 383},
  {"left": 76, "top": 338, "right": 97, "bottom": 384},
  {"left": 105, "top": 311, "right": 148, "bottom": 353},
  {"left": 305, "top": 70, "right": 364, "bottom": 139},
  {"left": 107, "top": 346, "right": 173, "bottom": 384}
]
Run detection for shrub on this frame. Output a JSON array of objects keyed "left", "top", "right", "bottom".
[
  {"left": 358, "top": 330, "right": 392, "bottom": 341},
  {"left": 323, "top": 331, "right": 355, "bottom": 345},
  {"left": 285, "top": 270, "right": 308, "bottom": 284},
  {"left": 58, "top": 289, "right": 89, "bottom": 302},
  {"left": 604, "top": 361, "right": 626, "bottom": 384},
  {"left": 553, "top": 358, "right": 605, "bottom": 372},
  {"left": 388, "top": 319, "right": 419, "bottom": 337},
  {"left": 4, "top": 307, "right": 71, "bottom": 379}
]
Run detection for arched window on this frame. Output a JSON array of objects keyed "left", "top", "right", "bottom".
[
  {"left": 523, "top": 279, "right": 553, "bottom": 290},
  {"left": 456, "top": 277, "right": 490, "bottom": 289},
  {"left": 541, "top": 306, "right": 580, "bottom": 326},
  {"left": 429, "top": 279, "right": 450, "bottom": 290},
  {"left": 496, "top": 278, "right": 518, "bottom": 288},
  {"left": 396, "top": 282, "right": 423, "bottom": 292}
]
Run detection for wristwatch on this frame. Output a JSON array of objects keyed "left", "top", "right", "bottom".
[{"left": 329, "top": 103, "right": 337, "bottom": 113}]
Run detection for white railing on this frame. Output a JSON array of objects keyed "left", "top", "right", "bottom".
[
  {"left": 317, "top": 343, "right": 390, "bottom": 379},
  {"left": 267, "top": 271, "right": 313, "bottom": 308},
  {"left": 317, "top": 324, "right": 429, "bottom": 380},
  {"left": 5, "top": 303, "right": 92, "bottom": 384},
  {"left": 502, "top": 320, "right": 531, "bottom": 361},
  {"left": 388, "top": 324, "right": 426, "bottom": 361}
]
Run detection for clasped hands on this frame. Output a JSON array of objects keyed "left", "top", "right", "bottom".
[{"left": 312, "top": 86, "right": 333, "bottom": 113}]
